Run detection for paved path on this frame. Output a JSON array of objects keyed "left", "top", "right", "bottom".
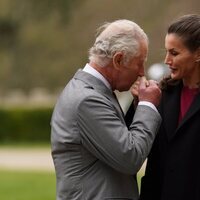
[
  {"left": 0, "top": 147, "right": 146, "bottom": 174},
  {"left": 0, "top": 147, "right": 54, "bottom": 171}
]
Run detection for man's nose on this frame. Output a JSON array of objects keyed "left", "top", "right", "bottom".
[{"left": 139, "top": 67, "right": 145, "bottom": 76}]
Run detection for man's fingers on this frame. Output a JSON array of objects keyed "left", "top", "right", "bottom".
[
  {"left": 148, "top": 80, "right": 159, "bottom": 87},
  {"left": 139, "top": 76, "right": 149, "bottom": 88}
]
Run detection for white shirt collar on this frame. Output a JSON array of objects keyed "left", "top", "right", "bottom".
[{"left": 83, "top": 63, "right": 112, "bottom": 90}]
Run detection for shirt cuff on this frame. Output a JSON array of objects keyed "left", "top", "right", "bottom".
[{"left": 138, "top": 101, "right": 158, "bottom": 113}]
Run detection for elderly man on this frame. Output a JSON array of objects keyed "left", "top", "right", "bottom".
[{"left": 51, "top": 19, "right": 161, "bottom": 200}]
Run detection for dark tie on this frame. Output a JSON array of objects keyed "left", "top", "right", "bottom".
[{"left": 113, "top": 91, "right": 124, "bottom": 116}]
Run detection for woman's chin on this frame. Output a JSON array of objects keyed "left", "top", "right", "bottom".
[{"left": 170, "top": 73, "right": 178, "bottom": 80}]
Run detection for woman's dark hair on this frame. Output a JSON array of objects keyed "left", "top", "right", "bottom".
[
  {"left": 160, "top": 14, "right": 200, "bottom": 90},
  {"left": 167, "top": 14, "right": 200, "bottom": 52}
]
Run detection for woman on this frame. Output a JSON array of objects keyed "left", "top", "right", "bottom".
[{"left": 126, "top": 14, "right": 200, "bottom": 200}]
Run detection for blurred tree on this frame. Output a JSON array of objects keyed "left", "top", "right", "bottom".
[
  {"left": 0, "top": 18, "right": 18, "bottom": 48},
  {"left": 0, "top": 0, "right": 84, "bottom": 94},
  {"left": 0, "top": 0, "right": 199, "bottom": 95}
]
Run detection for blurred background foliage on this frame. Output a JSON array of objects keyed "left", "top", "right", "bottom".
[
  {"left": 0, "top": 0, "right": 81, "bottom": 94},
  {"left": 0, "top": 107, "right": 52, "bottom": 143},
  {"left": 0, "top": 0, "right": 199, "bottom": 143},
  {"left": 0, "top": 0, "right": 199, "bottom": 95}
]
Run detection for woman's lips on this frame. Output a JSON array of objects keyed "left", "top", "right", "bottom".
[{"left": 170, "top": 67, "right": 177, "bottom": 71}]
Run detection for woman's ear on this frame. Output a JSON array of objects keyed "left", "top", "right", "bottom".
[
  {"left": 195, "top": 48, "right": 200, "bottom": 62},
  {"left": 113, "top": 52, "right": 123, "bottom": 70}
]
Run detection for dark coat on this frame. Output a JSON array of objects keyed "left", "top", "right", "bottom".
[{"left": 139, "top": 82, "right": 200, "bottom": 200}]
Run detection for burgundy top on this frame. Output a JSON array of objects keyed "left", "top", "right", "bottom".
[{"left": 179, "top": 86, "right": 199, "bottom": 122}]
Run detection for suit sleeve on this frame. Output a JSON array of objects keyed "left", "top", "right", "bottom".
[{"left": 77, "top": 95, "right": 161, "bottom": 175}]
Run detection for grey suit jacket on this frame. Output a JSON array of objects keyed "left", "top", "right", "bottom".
[{"left": 51, "top": 69, "right": 161, "bottom": 200}]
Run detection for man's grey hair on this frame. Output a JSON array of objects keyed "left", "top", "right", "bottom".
[{"left": 88, "top": 19, "right": 148, "bottom": 67}]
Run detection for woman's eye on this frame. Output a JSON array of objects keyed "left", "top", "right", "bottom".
[{"left": 170, "top": 51, "right": 178, "bottom": 56}]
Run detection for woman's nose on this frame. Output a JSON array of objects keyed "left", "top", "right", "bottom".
[{"left": 164, "top": 54, "right": 172, "bottom": 65}]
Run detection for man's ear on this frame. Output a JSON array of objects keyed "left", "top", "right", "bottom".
[{"left": 113, "top": 52, "right": 123, "bottom": 70}]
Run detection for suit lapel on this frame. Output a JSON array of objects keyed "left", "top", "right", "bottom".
[
  {"left": 177, "top": 92, "right": 200, "bottom": 129},
  {"left": 74, "top": 70, "right": 125, "bottom": 121},
  {"left": 163, "top": 82, "right": 200, "bottom": 140},
  {"left": 162, "top": 83, "right": 182, "bottom": 140}
]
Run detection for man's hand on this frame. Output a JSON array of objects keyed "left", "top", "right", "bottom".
[{"left": 137, "top": 76, "right": 161, "bottom": 107}]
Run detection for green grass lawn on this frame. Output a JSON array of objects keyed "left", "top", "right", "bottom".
[
  {"left": 0, "top": 169, "right": 143, "bottom": 200},
  {"left": 0, "top": 169, "right": 56, "bottom": 200},
  {"left": 0, "top": 142, "right": 144, "bottom": 199}
]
